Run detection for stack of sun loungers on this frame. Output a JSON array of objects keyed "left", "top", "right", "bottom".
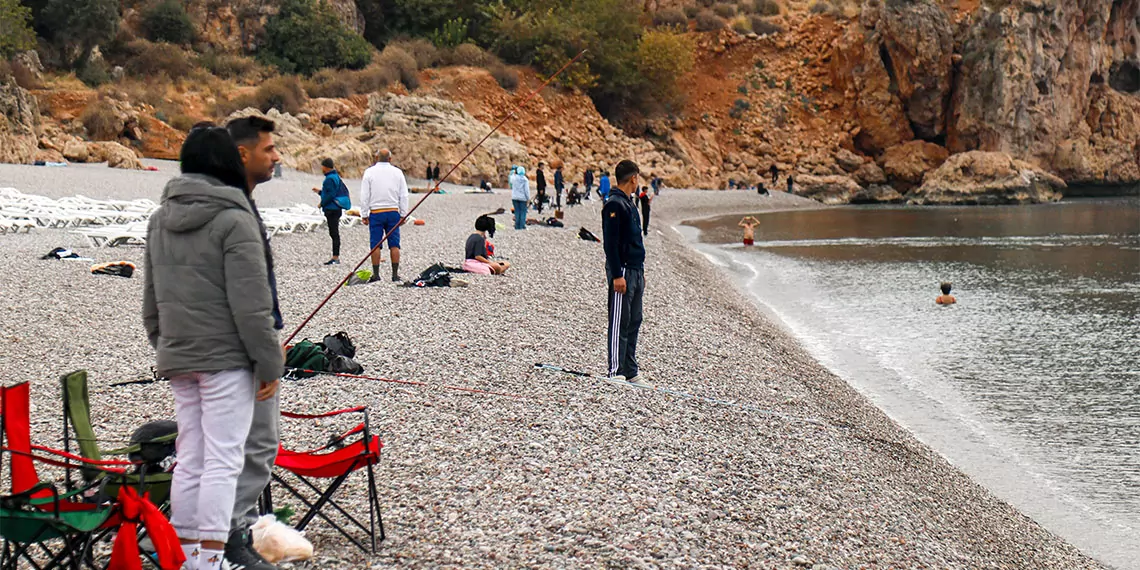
[{"left": 1, "top": 189, "right": 346, "bottom": 245}]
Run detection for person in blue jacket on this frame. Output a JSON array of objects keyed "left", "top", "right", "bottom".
[
  {"left": 312, "top": 157, "right": 351, "bottom": 265},
  {"left": 598, "top": 169, "right": 611, "bottom": 200},
  {"left": 510, "top": 166, "right": 530, "bottom": 230}
]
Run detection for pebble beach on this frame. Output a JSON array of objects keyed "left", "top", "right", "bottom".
[{"left": 0, "top": 161, "right": 1103, "bottom": 569}]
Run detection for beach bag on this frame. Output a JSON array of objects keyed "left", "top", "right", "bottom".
[
  {"left": 322, "top": 332, "right": 363, "bottom": 374},
  {"left": 128, "top": 420, "right": 177, "bottom": 474},
  {"left": 345, "top": 269, "right": 372, "bottom": 286},
  {"left": 326, "top": 353, "right": 364, "bottom": 375},
  {"left": 578, "top": 227, "right": 600, "bottom": 242},
  {"left": 285, "top": 340, "right": 328, "bottom": 378},
  {"left": 334, "top": 177, "right": 351, "bottom": 210},
  {"left": 545, "top": 217, "right": 564, "bottom": 227}
]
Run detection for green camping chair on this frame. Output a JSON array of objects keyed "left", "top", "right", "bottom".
[
  {"left": 60, "top": 371, "right": 175, "bottom": 507},
  {"left": 1, "top": 382, "right": 121, "bottom": 570}
]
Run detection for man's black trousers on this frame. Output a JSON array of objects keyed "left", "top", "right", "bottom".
[
  {"left": 325, "top": 209, "right": 341, "bottom": 257},
  {"left": 607, "top": 268, "right": 644, "bottom": 378}
]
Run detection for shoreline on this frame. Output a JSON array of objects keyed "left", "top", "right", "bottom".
[
  {"left": 0, "top": 163, "right": 1102, "bottom": 568},
  {"left": 665, "top": 191, "right": 1136, "bottom": 569}
]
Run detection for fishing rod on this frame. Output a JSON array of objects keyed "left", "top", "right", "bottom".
[
  {"left": 287, "top": 367, "right": 565, "bottom": 404},
  {"left": 535, "top": 363, "right": 827, "bottom": 426},
  {"left": 283, "top": 50, "right": 589, "bottom": 347}
]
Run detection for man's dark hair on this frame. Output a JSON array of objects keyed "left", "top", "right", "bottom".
[
  {"left": 321, "top": 158, "right": 335, "bottom": 169},
  {"left": 180, "top": 127, "right": 248, "bottom": 192},
  {"left": 940, "top": 282, "right": 952, "bottom": 294},
  {"left": 225, "top": 116, "right": 275, "bottom": 147},
  {"left": 615, "top": 160, "right": 640, "bottom": 184}
]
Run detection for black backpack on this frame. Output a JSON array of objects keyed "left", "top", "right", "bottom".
[
  {"left": 322, "top": 332, "right": 356, "bottom": 359},
  {"left": 410, "top": 263, "right": 452, "bottom": 288},
  {"left": 322, "top": 332, "right": 363, "bottom": 375},
  {"left": 128, "top": 420, "right": 177, "bottom": 474}
]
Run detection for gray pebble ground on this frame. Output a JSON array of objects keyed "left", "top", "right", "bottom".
[{"left": 0, "top": 162, "right": 1101, "bottom": 569}]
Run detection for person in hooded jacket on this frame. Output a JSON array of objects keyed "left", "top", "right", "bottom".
[
  {"left": 510, "top": 166, "right": 530, "bottom": 230},
  {"left": 143, "top": 126, "right": 284, "bottom": 570}
]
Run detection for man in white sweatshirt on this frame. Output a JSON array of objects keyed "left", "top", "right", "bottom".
[{"left": 360, "top": 148, "right": 409, "bottom": 282}]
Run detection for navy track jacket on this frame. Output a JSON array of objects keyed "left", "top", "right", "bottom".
[{"left": 602, "top": 190, "right": 645, "bottom": 278}]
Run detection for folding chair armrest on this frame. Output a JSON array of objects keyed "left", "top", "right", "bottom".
[
  {"left": 281, "top": 406, "right": 366, "bottom": 420},
  {"left": 102, "top": 431, "right": 178, "bottom": 456},
  {"left": 23, "top": 445, "right": 135, "bottom": 472}
]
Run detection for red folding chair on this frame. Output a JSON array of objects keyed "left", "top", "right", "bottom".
[
  {"left": 261, "top": 405, "right": 384, "bottom": 553},
  {"left": 0, "top": 382, "right": 184, "bottom": 570}
]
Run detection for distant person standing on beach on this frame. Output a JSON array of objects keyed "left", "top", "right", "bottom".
[
  {"left": 739, "top": 216, "right": 759, "bottom": 246},
  {"left": 224, "top": 115, "right": 286, "bottom": 570},
  {"left": 770, "top": 164, "right": 778, "bottom": 185},
  {"left": 510, "top": 166, "right": 529, "bottom": 230},
  {"left": 425, "top": 162, "right": 434, "bottom": 187},
  {"left": 554, "top": 164, "right": 565, "bottom": 208},
  {"left": 432, "top": 162, "right": 441, "bottom": 186},
  {"left": 311, "top": 157, "right": 350, "bottom": 265},
  {"left": 584, "top": 168, "right": 595, "bottom": 201},
  {"left": 598, "top": 170, "right": 611, "bottom": 200},
  {"left": 637, "top": 185, "right": 651, "bottom": 236},
  {"left": 787, "top": 174, "right": 795, "bottom": 193},
  {"left": 603, "top": 160, "right": 648, "bottom": 385},
  {"left": 936, "top": 282, "right": 957, "bottom": 305},
  {"left": 360, "top": 148, "right": 409, "bottom": 283}
]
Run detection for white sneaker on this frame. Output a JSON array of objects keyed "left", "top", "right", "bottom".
[{"left": 625, "top": 375, "right": 653, "bottom": 388}]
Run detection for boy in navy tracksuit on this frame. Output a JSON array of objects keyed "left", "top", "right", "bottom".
[{"left": 602, "top": 160, "right": 647, "bottom": 384}]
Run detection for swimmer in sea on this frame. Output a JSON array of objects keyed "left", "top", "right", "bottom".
[
  {"left": 936, "top": 282, "right": 957, "bottom": 305},
  {"left": 739, "top": 216, "right": 759, "bottom": 246}
]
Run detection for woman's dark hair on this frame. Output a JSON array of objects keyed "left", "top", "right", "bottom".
[
  {"left": 179, "top": 126, "right": 249, "bottom": 192},
  {"left": 475, "top": 215, "right": 496, "bottom": 236},
  {"left": 940, "top": 282, "right": 952, "bottom": 294}
]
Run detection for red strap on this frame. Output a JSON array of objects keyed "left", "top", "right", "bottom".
[
  {"left": 109, "top": 488, "right": 185, "bottom": 570},
  {"left": 30, "top": 444, "right": 136, "bottom": 467},
  {"left": 281, "top": 406, "right": 365, "bottom": 419},
  {"left": 2, "top": 383, "right": 42, "bottom": 496}
]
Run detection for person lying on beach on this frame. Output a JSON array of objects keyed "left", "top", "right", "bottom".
[
  {"left": 463, "top": 215, "right": 510, "bottom": 275},
  {"left": 739, "top": 216, "right": 759, "bottom": 246},
  {"left": 936, "top": 282, "right": 957, "bottom": 305}
]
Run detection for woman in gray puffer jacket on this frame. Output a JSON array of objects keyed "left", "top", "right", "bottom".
[{"left": 143, "top": 126, "right": 284, "bottom": 566}]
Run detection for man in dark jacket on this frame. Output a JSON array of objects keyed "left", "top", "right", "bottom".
[
  {"left": 312, "top": 158, "right": 349, "bottom": 265},
  {"left": 553, "top": 164, "right": 565, "bottom": 208},
  {"left": 224, "top": 116, "right": 285, "bottom": 570},
  {"left": 602, "top": 160, "right": 648, "bottom": 386},
  {"left": 584, "top": 168, "right": 594, "bottom": 201},
  {"left": 432, "top": 162, "right": 441, "bottom": 185}
]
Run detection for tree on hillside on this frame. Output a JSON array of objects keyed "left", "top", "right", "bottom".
[
  {"left": 0, "top": 0, "right": 35, "bottom": 59},
  {"left": 143, "top": 0, "right": 196, "bottom": 45},
  {"left": 637, "top": 29, "right": 695, "bottom": 108},
  {"left": 34, "top": 0, "right": 119, "bottom": 65},
  {"left": 262, "top": 0, "right": 372, "bottom": 75},
  {"left": 486, "top": 0, "right": 650, "bottom": 116}
]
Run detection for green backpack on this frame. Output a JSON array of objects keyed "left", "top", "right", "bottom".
[{"left": 285, "top": 339, "right": 329, "bottom": 378}]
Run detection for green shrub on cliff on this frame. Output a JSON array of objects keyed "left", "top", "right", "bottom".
[
  {"left": 0, "top": 0, "right": 36, "bottom": 59},
  {"left": 261, "top": 0, "right": 372, "bottom": 75},
  {"left": 142, "top": 0, "right": 195, "bottom": 45}
]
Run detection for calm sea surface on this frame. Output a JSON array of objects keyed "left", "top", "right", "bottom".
[{"left": 688, "top": 197, "right": 1140, "bottom": 569}]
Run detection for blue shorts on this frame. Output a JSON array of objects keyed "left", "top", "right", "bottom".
[{"left": 368, "top": 210, "right": 401, "bottom": 249}]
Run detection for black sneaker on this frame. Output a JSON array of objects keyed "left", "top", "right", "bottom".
[
  {"left": 368, "top": 275, "right": 382, "bottom": 283},
  {"left": 223, "top": 528, "right": 277, "bottom": 570},
  {"left": 391, "top": 275, "right": 402, "bottom": 282},
  {"left": 323, "top": 259, "right": 340, "bottom": 265}
]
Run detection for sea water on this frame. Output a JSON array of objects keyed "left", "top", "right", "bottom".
[{"left": 686, "top": 197, "right": 1140, "bottom": 569}]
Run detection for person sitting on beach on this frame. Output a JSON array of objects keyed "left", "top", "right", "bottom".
[
  {"left": 936, "top": 282, "right": 957, "bottom": 305},
  {"left": 739, "top": 216, "right": 759, "bottom": 246},
  {"left": 464, "top": 215, "right": 510, "bottom": 275},
  {"left": 568, "top": 183, "right": 582, "bottom": 206}
]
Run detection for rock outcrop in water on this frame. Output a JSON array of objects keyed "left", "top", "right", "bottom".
[{"left": 909, "top": 151, "right": 1066, "bottom": 205}]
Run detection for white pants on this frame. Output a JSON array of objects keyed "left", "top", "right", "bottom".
[{"left": 169, "top": 369, "right": 256, "bottom": 542}]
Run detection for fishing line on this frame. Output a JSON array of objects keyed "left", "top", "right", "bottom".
[
  {"left": 535, "top": 363, "right": 828, "bottom": 427},
  {"left": 283, "top": 50, "right": 590, "bottom": 347},
  {"left": 286, "top": 367, "right": 565, "bottom": 404}
]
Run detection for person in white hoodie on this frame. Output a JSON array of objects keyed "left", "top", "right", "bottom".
[
  {"left": 360, "top": 148, "right": 409, "bottom": 282},
  {"left": 510, "top": 166, "right": 530, "bottom": 230}
]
